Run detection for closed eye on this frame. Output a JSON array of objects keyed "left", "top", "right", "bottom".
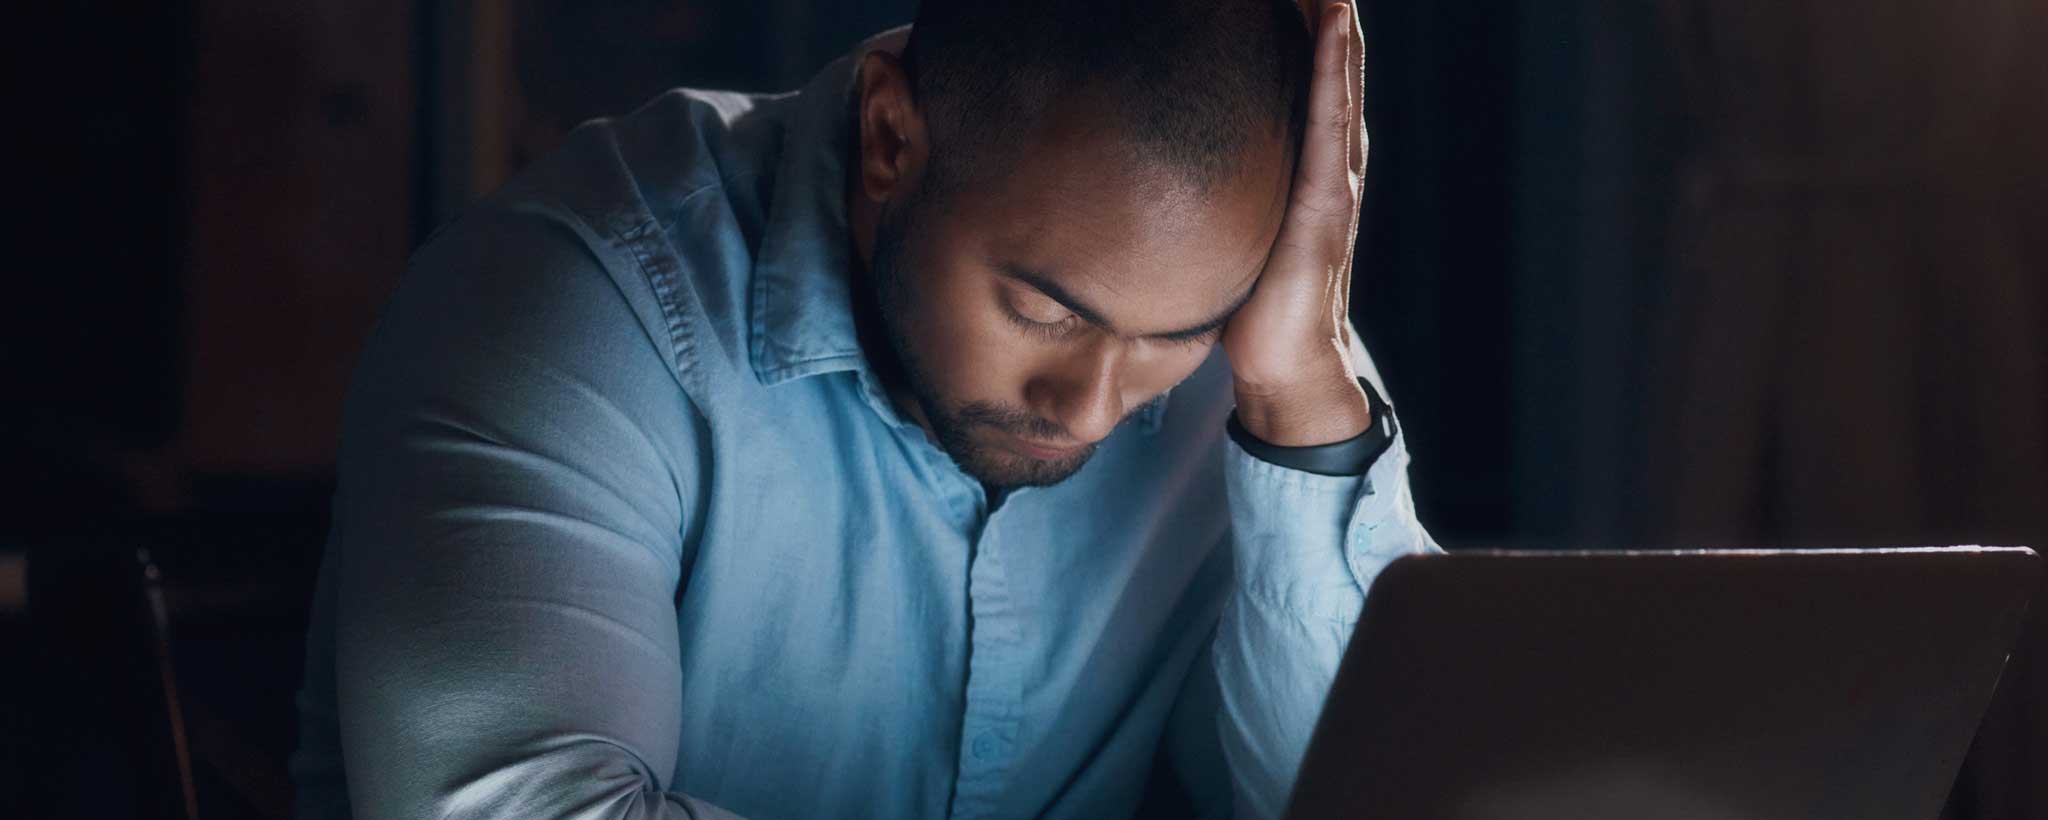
[
  {"left": 1002, "top": 286, "right": 1084, "bottom": 339},
  {"left": 1004, "top": 302, "right": 1083, "bottom": 339},
  {"left": 993, "top": 263, "right": 1246, "bottom": 347},
  {"left": 1159, "top": 325, "right": 1225, "bottom": 349}
]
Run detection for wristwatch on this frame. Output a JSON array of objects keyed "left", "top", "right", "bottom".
[{"left": 1225, "top": 377, "right": 1397, "bottom": 477}]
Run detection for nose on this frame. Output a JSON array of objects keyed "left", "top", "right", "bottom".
[{"left": 1027, "top": 339, "right": 1127, "bottom": 446}]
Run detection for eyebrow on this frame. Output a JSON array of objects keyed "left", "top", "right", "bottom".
[{"left": 999, "top": 264, "right": 1257, "bottom": 341}]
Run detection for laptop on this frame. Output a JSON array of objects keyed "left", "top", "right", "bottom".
[{"left": 1284, "top": 546, "right": 2040, "bottom": 820}]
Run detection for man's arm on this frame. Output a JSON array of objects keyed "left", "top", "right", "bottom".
[
  {"left": 1161, "top": 333, "right": 1440, "bottom": 820},
  {"left": 1173, "top": 4, "right": 1443, "bottom": 817},
  {"left": 1219, "top": 0, "right": 1373, "bottom": 451},
  {"left": 322, "top": 210, "right": 739, "bottom": 819}
]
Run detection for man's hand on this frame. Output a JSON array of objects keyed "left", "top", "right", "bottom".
[{"left": 1220, "top": 1, "right": 1372, "bottom": 447}]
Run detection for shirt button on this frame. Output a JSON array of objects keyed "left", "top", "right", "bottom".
[{"left": 970, "top": 732, "right": 1000, "bottom": 760}]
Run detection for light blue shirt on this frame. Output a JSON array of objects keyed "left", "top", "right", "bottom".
[{"left": 292, "top": 28, "right": 1439, "bottom": 820}]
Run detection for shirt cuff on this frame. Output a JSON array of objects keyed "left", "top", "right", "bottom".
[{"left": 1223, "top": 430, "right": 1422, "bottom": 624}]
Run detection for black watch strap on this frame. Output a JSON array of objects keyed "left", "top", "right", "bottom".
[{"left": 1225, "top": 377, "right": 1397, "bottom": 477}]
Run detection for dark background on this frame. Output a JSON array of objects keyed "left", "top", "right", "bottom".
[{"left": 4, "top": 1, "right": 2044, "bottom": 818}]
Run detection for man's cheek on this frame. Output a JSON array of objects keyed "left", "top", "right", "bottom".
[
  {"left": 1132, "top": 349, "right": 1211, "bottom": 400},
  {"left": 906, "top": 300, "right": 992, "bottom": 388},
  {"left": 948, "top": 314, "right": 1032, "bottom": 401}
]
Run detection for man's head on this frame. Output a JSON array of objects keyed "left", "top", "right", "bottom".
[{"left": 849, "top": 0, "right": 1316, "bottom": 489}]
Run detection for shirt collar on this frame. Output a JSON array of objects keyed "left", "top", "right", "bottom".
[{"left": 747, "top": 27, "right": 908, "bottom": 386}]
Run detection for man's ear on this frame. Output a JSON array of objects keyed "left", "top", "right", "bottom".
[{"left": 854, "top": 50, "right": 930, "bottom": 207}]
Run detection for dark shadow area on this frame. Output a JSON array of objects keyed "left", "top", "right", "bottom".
[{"left": 6, "top": 1, "right": 2042, "bottom": 818}]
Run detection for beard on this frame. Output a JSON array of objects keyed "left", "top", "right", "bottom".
[{"left": 861, "top": 186, "right": 1100, "bottom": 491}]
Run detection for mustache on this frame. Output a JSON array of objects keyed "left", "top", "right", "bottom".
[
  {"left": 953, "top": 400, "right": 1156, "bottom": 443},
  {"left": 955, "top": 402, "right": 1070, "bottom": 440}
]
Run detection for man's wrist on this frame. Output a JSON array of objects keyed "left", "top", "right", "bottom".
[
  {"left": 1229, "top": 375, "right": 1396, "bottom": 477},
  {"left": 1233, "top": 375, "right": 1372, "bottom": 446}
]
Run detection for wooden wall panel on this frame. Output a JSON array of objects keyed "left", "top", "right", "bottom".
[
  {"left": 1646, "top": 1, "right": 2048, "bottom": 816},
  {"left": 177, "top": 0, "right": 415, "bottom": 474}
]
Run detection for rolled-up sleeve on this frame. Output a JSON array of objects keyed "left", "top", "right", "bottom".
[
  {"left": 1173, "top": 360, "right": 1442, "bottom": 820},
  {"left": 320, "top": 209, "right": 738, "bottom": 819}
]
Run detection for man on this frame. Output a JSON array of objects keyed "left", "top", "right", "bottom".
[{"left": 292, "top": 1, "right": 1438, "bottom": 818}]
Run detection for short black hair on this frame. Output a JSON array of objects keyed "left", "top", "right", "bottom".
[{"left": 902, "top": 0, "right": 1315, "bottom": 198}]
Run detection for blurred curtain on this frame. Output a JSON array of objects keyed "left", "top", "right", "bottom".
[
  {"left": 419, "top": 0, "right": 917, "bottom": 229},
  {"left": 1646, "top": 2, "right": 2048, "bottom": 817}
]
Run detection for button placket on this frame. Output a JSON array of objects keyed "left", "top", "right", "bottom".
[{"left": 946, "top": 496, "right": 1028, "bottom": 819}]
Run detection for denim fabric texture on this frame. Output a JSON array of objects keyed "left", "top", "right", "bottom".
[{"left": 292, "top": 27, "right": 1440, "bottom": 820}]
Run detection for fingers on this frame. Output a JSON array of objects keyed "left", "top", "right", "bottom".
[
  {"left": 1316, "top": 2, "right": 1364, "bottom": 350},
  {"left": 1333, "top": 3, "right": 1364, "bottom": 338},
  {"left": 1339, "top": 4, "right": 1360, "bottom": 342},
  {"left": 1258, "top": 1, "right": 1366, "bottom": 357},
  {"left": 1347, "top": 4, "right": 1367, "bottom": 179},
  {"left": 1290, "top": 4, "right": 1363, "bottom": 240}
]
